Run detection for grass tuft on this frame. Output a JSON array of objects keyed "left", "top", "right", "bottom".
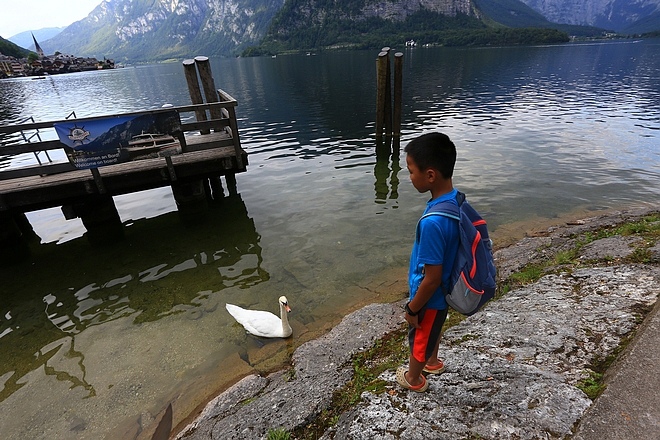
[
  {"left": 267, "top": 428, "right": 291, "bottom": 440},
  {"left": 576, "top": 370, "right": 605, "bottom": 400}
]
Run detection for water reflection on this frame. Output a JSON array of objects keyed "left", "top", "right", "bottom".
[
  {"left": 374, "top": 141, "right": 402, "bottom": 204},
  {"left": 0, "top": 194, "right": 265, "bottom": 405},
  {"left": 0, "top": 78, "right": 27, "bottom": 126}
]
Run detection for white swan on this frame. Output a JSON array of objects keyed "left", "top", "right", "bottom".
[{"left": 225, "top": 296, "right": 293, "bottom": 338}]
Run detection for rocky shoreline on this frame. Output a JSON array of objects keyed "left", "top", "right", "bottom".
[{"left": 174, "top": 207, "right": 660, "bottom": 440}]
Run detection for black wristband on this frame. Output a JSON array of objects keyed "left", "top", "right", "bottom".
[{"left": 405, "top": 302, "right": 418, "bottom": 316}]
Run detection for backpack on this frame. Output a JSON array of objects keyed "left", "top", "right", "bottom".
[{"left": 418, "top": 191, "right": 497, "bottom": 315}]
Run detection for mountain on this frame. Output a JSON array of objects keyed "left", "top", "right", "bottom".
[
  {"left": 8, "top": 27, "right": 65, "bottom": 50},
  {"left": 252, "top": 0, "right": 579, "bottom": 55},
  {"left": 519, "top": 0, "right": 660, "bottom": 32},
  {"left": 35, "top": 0, "right": 659, "bottom": 62},
  {"left": 0, "top": 37, "right": 33, "bottom": 59},
  {"left": 41, "top": 0, "right": 285, "bottom": 62}
]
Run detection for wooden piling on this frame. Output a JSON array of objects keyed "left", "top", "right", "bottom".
[
  {"left": 225, "top": 173, "right": 238, "bottom": 196},
  {"left": 76, "top": 196, "right": 124, "bottom": 246},
  {"left": 192, "top": 56, "right": 243, "bottom": 185},
  {"left": 382, "top": 47, "right": 392, "bottom": 137},
  {"left": 376, "top": 51, "right": 389, "bottom": 140},
  {"left": 194, "top": 56, "right": 223, "bottom": 121},
  {"left": 172, "top": 180, "right": 209, "bottom": 224},
  {"left": 182, "top": 59, "right": 210, "bottom": 135},
  {"left": 393, "top": 52, "right": 403, "bottom": 138},
  {"left": 208, "top": 176, "right": 225, "bottom": 201}
]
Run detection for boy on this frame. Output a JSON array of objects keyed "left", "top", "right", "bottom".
[{"left": 396, "top": 132, "right": 460, "bottom": 392}]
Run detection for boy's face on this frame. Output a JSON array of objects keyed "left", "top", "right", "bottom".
[{"left": 406, "top": 154, "right": 431, "bottom": 193}]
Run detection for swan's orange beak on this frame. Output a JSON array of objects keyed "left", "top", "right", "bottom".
[{"left": 285, "top": 304, "right": 292, "bottom": 313}]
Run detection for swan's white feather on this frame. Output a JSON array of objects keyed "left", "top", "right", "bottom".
[{"left": 225, "top": 297, "right": 292, "bottom": 338}]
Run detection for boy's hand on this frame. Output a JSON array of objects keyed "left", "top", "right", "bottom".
[{"left": 405, "top": 312, "right": 421, "bottom": 329}]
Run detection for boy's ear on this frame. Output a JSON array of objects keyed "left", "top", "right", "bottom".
[{"left": 426, "top": 168, "right": 437, "bottom": 181}]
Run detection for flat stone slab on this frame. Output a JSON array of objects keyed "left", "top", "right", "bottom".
[
  {"left": 573, "top": 297, "right": 660, "bottom": 440},
  {"left": 579, "top": 235, "right": 643, "bottom": 260},
  {"left": 323, "top": 265, "right": 659, "bottom": 439}
]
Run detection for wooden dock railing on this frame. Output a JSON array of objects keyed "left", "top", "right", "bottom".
[{"left": 0, "top": 57, "right": 248, "bottom": 258}]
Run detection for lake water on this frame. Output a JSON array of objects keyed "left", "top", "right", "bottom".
[{"left": 1, "top": 39, "right": 659, "bottom": 439}]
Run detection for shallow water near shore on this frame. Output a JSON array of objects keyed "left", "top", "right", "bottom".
[{"left": 1, "top": 40, "right": 660, "bottom": 439}]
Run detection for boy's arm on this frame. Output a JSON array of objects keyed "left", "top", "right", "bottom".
[{"left": 405, "top": 263, "right": 443, "bottom": 329}]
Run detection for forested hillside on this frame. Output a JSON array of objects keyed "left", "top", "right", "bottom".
[
  {"left": 246, "top": 0, "right": 573, "bottom": 56},
  {"left": 0, "top": 37, "right": 33, "bottom": 59}
]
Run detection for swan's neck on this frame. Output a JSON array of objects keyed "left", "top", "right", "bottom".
[{"left": 280, "top": 303, "right": 291, "bottom": 331}]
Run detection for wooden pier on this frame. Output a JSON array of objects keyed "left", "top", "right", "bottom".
[{"left": 0, "top": 57, "right": 248, "bottom": 259}]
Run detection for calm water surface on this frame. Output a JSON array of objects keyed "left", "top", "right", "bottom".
[{"left": 1, "top": 40, "right": 659, "bottom": 439}]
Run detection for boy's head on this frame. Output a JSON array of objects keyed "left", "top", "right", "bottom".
[{"left": 404, "top": 132, "right": 456, "bottom": 179}]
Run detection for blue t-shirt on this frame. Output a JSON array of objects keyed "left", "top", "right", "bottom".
[{"left": 408, "top": 189, "right": 460, "bottom": 310}]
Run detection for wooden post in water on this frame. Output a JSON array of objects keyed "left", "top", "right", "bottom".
[
  {"left": 383, "top": 47, "right": 392, "bottom": 137},
  {"left": 75, "top": 196, "right": 125, "bottom": 246},
  {"left": 192, "top": 56, "right": 225, "bottom": 200},
  {"left": 194, "top": 56, "right": 223, "bottom": 121},
  {"left": 182, "top": 59, "right": 210, "bottom": 136},
  {"left": 376, "top": 47, "right": 401, "bottom": 144},
  {"left": 193, "top": 55, "right": 242, "bottom": 193},
  {"left": 393, "top": 52, "right": 403, "bottom": 139},
  {"left": 180, "top": 58, "right": 214, "bottom": 211},
  {"left": 172, "top": 180, "right": 208, "bottom": 224},
  {"left": 376, "top": 51, "right": 389, "bottom": 141}
]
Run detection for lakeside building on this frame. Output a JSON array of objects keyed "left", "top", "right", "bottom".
[{"left": 0, "top": 34, "right": 115, "bottom": 78}]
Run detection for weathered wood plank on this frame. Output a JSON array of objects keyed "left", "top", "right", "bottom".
[
  {"left": 0, "top": 147, "right": 248, "bottom": 212},
  {"left": 0, "top": 148, "right": 245, "bottom": 191},
  {"left": 0, "top": 162, "right": 77, "bottom": 180},
  {"left": 217, "top": 89, "right": 238, "bottom": 104},
  {"left": 180, "top": 118, "right": 231, "bottom": 132},
  {"left": 184, "top": 132, "right": 234, "bottom": 151}
]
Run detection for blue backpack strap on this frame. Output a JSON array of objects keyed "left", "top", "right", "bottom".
[
  {"left": 415, "top": 194, "right": 461, "bottom": 242},
  {"left": 424, "top": 191, "right": 462, "bottom": 219}
]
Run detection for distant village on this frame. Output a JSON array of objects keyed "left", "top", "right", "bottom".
[{"left": 0, "top": 34, "right": 116, "bottom": 79}]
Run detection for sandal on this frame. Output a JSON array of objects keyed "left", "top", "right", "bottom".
[
  {"left": 396, "top": 366, "right": 429, "bottom": 392},
  {"left": 423, "top": 359, "right": 446, "bottom": 375}
]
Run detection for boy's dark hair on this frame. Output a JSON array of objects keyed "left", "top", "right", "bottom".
[{"left": 404, "top": 132, "right": 456, "bottom": 179}]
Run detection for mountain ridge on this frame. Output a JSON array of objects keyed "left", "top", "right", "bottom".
[
  {"left": 520, "top": 0, "right": 660, "bottom": 32},
  {"left": 7, "top": 28, "right": 65, "bottom": 50},
  {"left": 4, "top": 0, "right": 658, "bottom": 63}
]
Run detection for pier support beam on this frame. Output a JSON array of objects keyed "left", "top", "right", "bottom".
[
  {"left": 207, "top": 176, "right": 225, "bottom": 202},
  {"left": 172, "top": 179, "right": 209, "bottom": 223},
  {"left": 0, "top": 213, "right": 32, "bottom": 265},
  {"left": 225, "top": 173, "right": 238, "bottom": 196},
  {"left": 70, "top": 196, "right": 124, "bottom": 246}
]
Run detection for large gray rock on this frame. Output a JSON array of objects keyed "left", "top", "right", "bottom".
[{"left": 325, "top": 265, "right": 659, "bottom": 439}]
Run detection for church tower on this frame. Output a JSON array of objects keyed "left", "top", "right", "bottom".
[{"left": 31, "top": 33, "right": 45, "bottom": 59}]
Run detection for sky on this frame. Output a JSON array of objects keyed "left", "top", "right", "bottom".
[{"left": 0, "top": 0, "right": 101, "bottom": 38}]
